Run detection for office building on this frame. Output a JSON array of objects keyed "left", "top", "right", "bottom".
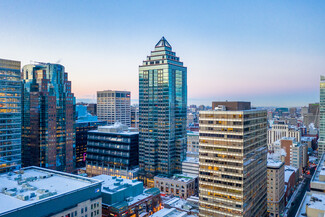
[
  {"left": 0, "top": 58, "right": 21, "bottom": 173},
  {"left": 187, "top": 132, "right": 199, "bottom": 158},
  {"left": 97, "top": 90, "right": 131, "bottom": 126},
  {"left": 319, "top": 76, "right": 325, "bottom": 159},
  {"left": 94, "top": 175, "right": 162, "bottom": 217},
  {"left": 76, "top": 120, "right": 106, "bottom": 168},
  {"left": 86, "top": 123, "right": 139, "bottom": 179},
  {"left": 21, "top": 63, "right": 75, "bottom": 172},
  {"left": 182, "top": 157, "right": 199, "bottom": 176},
  {"left": 267, "top": 159, "right": 285, "bottom": 217},
  {"left": 131, "top": 105, "right": 139, "bottom": 128},
  {"left": 199, "top": 102, "right": 267, "bottom": 217},
  {"left": 296, "top": 153, "right": 325, "bottom": 217},
  {"left": 87, "top": 103, "right": 97, "bottom": 116},
  {"left": 138, "top": 37, "right": 187, "bottom": 186},
  {"left": 267, "top": 123, "right": 301, "bottom": 150},
  {"left": 0, "top": 166, "right": 102, "bottom": 217},
  {"left": 154, "top": 174, "right": 198, "bottom": 199}
]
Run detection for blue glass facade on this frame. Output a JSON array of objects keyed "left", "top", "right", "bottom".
[
  {"left": 22, "top": 63, "right": 76, "bottom": 172},
  {"left": 139, "top": 37, "right": 187, "bottom": 184},
  {"left": 0, "top": 59, "right": 21, "bottom": 173}
]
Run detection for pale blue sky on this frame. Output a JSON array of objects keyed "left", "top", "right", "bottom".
[{"left": 1, "top": 1, "right": 325, "bottom": 106}]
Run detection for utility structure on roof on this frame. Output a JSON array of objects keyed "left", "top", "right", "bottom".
[{"left": 138, "top": 37, "right": 187, "bottom": 187}]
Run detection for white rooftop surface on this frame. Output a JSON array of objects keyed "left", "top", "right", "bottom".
[
  {"left": 0, "top": 167, "right": 96, "bottom": 214},
  {"left": 183, "top": 157, "right": 199, "bottom": 163},
  {"left": 296, "top": 192, "right": 325, "bottom": 217},
  {"left": 267, "top": 159, "right": 283, "bottom": 168},
  {"left": 93, "top": 175, "right": 141, "bottom": 194},
  {"left": 284, "top": 169, "right": 295, "bottom": 183},
  {"left": 155, "top": 174, "right": 198, "bottom": 183},
  {"left": 150, "top": 208, "right": 190, "bottom": 217},
  {"left": 187, "top": 132, "right": 199, "bottom": 136}
]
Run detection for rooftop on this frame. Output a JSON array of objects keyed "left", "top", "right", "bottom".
[
  {"left": 284, "top": 165, "right": 297, "bottom": 183},
  {"left": 267, "top": 159, "right": 284, "bottom": 168},
  {"left": 0, "top": 166, "right": 101, "bottom": 215},
  {"left": 295, "top": 192, "right": 325, "bottom": 217},
  {"left": 155, "top": 174, "right": 198, "bottom": 183},
  {"left": 89, "top": 122, "right": 138, "bottom": 135},
  {"left": 150, "top": 208, "right": 193, "bottom": 217},
  {"left": 182, "top": 157, "right": 199, "bottom": 164},
  {"left": 93, "top": 175, "right": 141, "bottom": 195}
]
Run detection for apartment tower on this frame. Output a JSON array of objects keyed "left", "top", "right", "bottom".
[
  {"left": 21, "top": 63, "right": 75, "bottom": 172},
  {"left": 0, "top": 58, "right": 21, "bottom": 173},
  {"left": 97, "top": 90, "right": 131, "bottom": 127},
  {"left": 138, "top": 37, "right": 187, "bottom": 186},
  {"left": 199, "top": 102, "right": 267, "bottom": 217}
]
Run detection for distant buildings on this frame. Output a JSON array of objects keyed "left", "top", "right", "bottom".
[
  {"left": 97, "top": 90, "right": 131, "bottom": 126},
  {"left": 0, "top": 58, "right": 21, "bottom": 173},
  {"left": 154, "top": 174, "right": 198, "bottom": 199},
  {"left": 0, "top": 166, "right": 102, "bottom": 217},
  {"left": 319, "top": 76, "right": 325, "bottom": 160},
  {"left": 86, "top": 123, "right": 139, "bottom": 179},
  {"left": 267, "top": 159, "right": 285, "bottom": 216},
  {"left": 138, "top": 37, "right": 187, "bottom": 186},
  {"left": 267, "top": 123, "right": 301, "bottom": 150},
  {"left": 75, "top": 120, "right": 106, "bottom": 168},
  {"left": 186, "top": 132, "right": 199, "bottom": 158},
  {"left": 21, "top": 63, "right": 75, "bottom": 172},
  {"left": 199, "top": 102, "right": 267, "bottom": 217},
  {"left": 94, "top": 175, "right": 162, "bottom": 217},
  {"left": 87, "top": 103, "right": 97, "bottom": 116}
]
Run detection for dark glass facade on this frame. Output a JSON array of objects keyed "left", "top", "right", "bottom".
[
  {"left": 76, "top": 120, "right": 106, "bottom": 168},
  {"left": 21, "top": 63, "right": 76, "bottom": 172},
  {"left": 139, "top": 37, "right": 187, "bottom": 185},
  {"left": 0, "top": 59, "right": 21, "bottom": 173}
]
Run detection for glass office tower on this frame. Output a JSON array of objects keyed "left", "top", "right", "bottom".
[
  {"left": 0, "top": 58, "right": 21, "bottom": 173},
  {"left": 22, "top": 63, "right": 75, "bottom": 172},
  {"left": 139, "top": 37, "right": 187, "bottom": 186},
  {"left": 319, "top": 75, "right": 325, "bottom": 159}
]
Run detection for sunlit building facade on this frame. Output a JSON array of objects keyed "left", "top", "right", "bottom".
[
  {"left": 139, "top": 37, "right": 187, "bottom": 186},
  {"left": 199, "top": 103, "right": 267, "bottom": 217},
  {"left": 21, "top": 63, "right": 75, "bottom": 172},
  {"left": 0, "top": 58, "right": 21, "bottom": 173},
  {"left": 319, "top": 75, "right": 325, "bottom": 159}
]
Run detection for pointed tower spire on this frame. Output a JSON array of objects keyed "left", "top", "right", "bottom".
[{"left": 155, "top": 36, "right": 172, "bottom": 48}]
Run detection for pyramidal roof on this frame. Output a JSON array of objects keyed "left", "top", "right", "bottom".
[{"left": 155, "top": 36, "right": 172, "bottom": 48}]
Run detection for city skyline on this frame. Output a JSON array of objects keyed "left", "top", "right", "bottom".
[{"left": 1, "top": 1, "right": 325, "bottom": 107}]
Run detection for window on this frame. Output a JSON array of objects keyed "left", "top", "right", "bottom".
[{"left": 81, "top": 208, "right": 84, "bottom": 213}]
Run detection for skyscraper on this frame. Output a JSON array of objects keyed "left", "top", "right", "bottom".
[
  {"left": 21, "top": 63, "right": 75, "bottom": 172},
  {"left": 0, "top": 58, "right": 21, "bottom": 173},
  {"left": 138, "top": 37, "right": 187, "bottom": 186},
  {"left": 97, "top": 90, "right": 131, "bottom": 126},
  {"left": 319, "top": 75, "right": 325, "bottom": 159},
  {"left": 199, "top": 102, "right": 267, "bottom": 217}
]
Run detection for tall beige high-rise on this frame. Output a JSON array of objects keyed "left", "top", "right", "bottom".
[
  {"left": 97, "top": 90, "right": 131, "bottom": 126},
  {"left": 199, "top": 102, "right": 267, "bottom": 217}
]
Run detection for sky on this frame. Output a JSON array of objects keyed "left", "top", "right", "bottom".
[{"left": 1, "top": 1, "right": 325, "bottom": 107}]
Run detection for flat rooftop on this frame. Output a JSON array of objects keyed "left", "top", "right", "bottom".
[
  {"left": 155, "top": 174, "right": 198, "bottom": 183},
  {"left": 0, "top": 166, "right": 101, "bottom": 215},
  {"left": 150, "top": 208, "right": 193, "bottom": 217},
  {"left": 267, "top": 159, "right": 284, "bottom": 168},
  {"left": 93, "top": 175, "right": 141, "bottom": 195},
  {"left": 295, "top": 192, "right": 325, "bottom": 217}
]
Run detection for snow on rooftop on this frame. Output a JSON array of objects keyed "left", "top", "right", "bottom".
[
  {"left": 296, "top": 192, "right": 325, "bottom": 217},
  {"left": 93, "top": 175, "right": 141, "bottom": 194},
  {"left": 150, "top": 208, "right": 189, "bottom": 217},
  {"left": 182, "top": 157, "right": 199, "bottom": 163},
  {"left": 0, "top": 167, "right": 98, "bottom": 214}
]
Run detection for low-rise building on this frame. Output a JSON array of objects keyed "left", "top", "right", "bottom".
[
  {"left": 295, "top": 192, "right": 325, "bottom": 217},
  {"left": 86, "top": 123, "right": 139, "bottom": 179},
  {"left": 284, "top": 165, "right": 298, "bottom": 205},
  {"left": 267, "top": 159, "right": 285, "bottom": 217},
  {"left": 181, "top": 157, "right": 199, "bottom": 176},
  {"left": 0, "top": 166, "right": 102, "bottom": 217},
  {"left": 94, "top": 175, "right": 162, "bottom": 217},
  {"left": 154, "top": 174, "right": 198, "bottom": 199}
]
